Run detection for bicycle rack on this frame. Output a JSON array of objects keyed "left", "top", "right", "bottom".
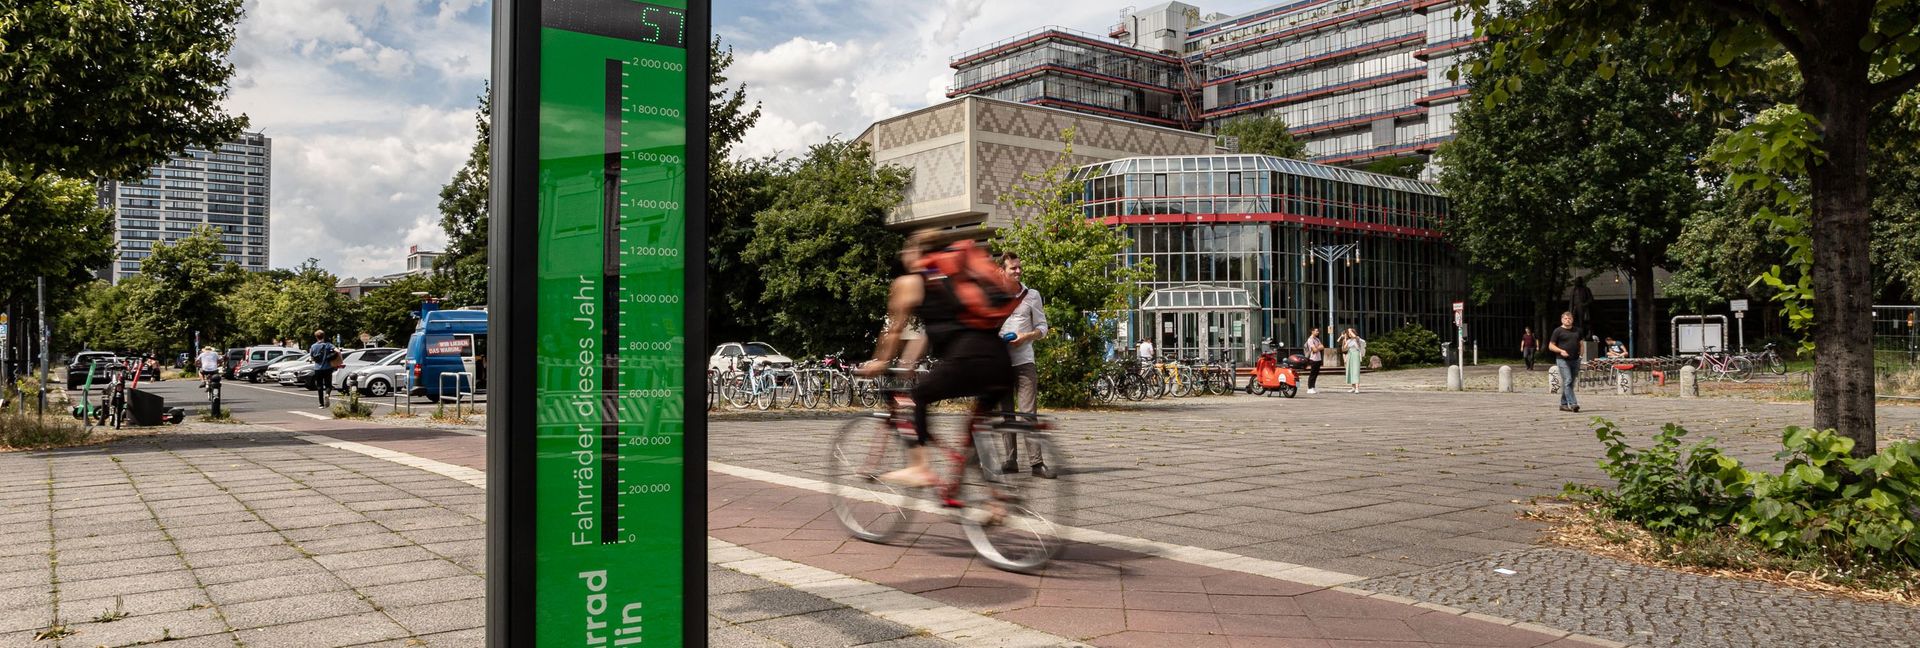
[{"left": 439, "top": 372, "right": 475, "bottom": 419}]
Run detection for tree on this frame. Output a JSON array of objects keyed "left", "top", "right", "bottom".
[
  {"left": 991, "top": 130, "right": 1153, "bottom": 408},
  {"left": 130, "top": 227, "right": 245, "bottom": 354},
  {"left": 1438, "top": 19, "right": 1716, "bottom": 351},
  {"left": 1360, "top": 156, "right": 1426, "bottom": 179},
  {"left": 707, "top": 37, "right": 771, "bottom": 345},
  {"left": 1213, "top": 114, "right": 1307, "bottom": 159},
  {"left": 1462, "top": 0, "right": 1920, "bottom": 456},
  {"left": 357, "top": 274, "right": 438, "bottom": 347},
  {"left": 59, "top": 280, "right": 156, "bottom": 353},
  {"left": 743, "top": 140, "right": 907, "bottom": 358},
  {"left": 436, "top": 86, "right": 490, "bottom": 308},
  {"left": 0, "top": 0, "right": 247, "bottom": 217},
  {"left": 269, "top": 261, "right": 359, "bottom": 345},
  {"left": 0, "top": 170, "right": 116, "bottom": 339}
]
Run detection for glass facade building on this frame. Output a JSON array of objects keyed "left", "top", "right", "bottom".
[
  {"left": 100, "top": 132, "right": 272, "bottom": 282},
  {"left": 948, "top": 27, "right": 1193, "bottom": 128},
  {"left": 953, "top": 1, "right": 1482, "bottom": 172},
  {"left": 1077, "top": 153, "right": 1523, "bottom": 362}
]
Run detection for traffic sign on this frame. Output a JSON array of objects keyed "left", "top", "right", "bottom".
[
  {"left": 492, "top": 2, "right": 707, "bottom": 646},
  {"left": 1730, "top": 299, "right": 1749, "bottom": 312},
  {"left": 1452, "top": 301, "right": 1464, "bottom": 327}
]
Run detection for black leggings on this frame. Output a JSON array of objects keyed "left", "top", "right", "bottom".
[{"left": 909, "top": 335, "right": 1015, "bottom": 447}]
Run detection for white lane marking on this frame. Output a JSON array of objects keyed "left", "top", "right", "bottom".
[
  {"left": 709, "top": 460, "right": 1365, "bottom": 587},
  {"left": 287, "top": 410, "right": 332, "bottom": 420},
  {"left": 294, "top": 433, "right": 486, "bottom": 489},
  {"left": 709, "top": 537, "right": 1088, "bottom": 647}
]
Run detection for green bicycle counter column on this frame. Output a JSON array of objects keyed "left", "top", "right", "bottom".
[{"left": 490, "top": 1, "right": 709, "bottom": 646}]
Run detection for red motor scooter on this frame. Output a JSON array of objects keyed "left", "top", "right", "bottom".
[{"left": 1246, "top": 338, "right": 1301, "bottom": 398}]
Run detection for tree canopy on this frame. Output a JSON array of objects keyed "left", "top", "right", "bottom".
[
  {"left": 0, "top": 0, "right": 248, "bottom": 213},
  {"left": 742, "top": 139, "right": 907, "bottom": 358},
  {"left": 435, "top": 86, "right": 490, "bottom": 308},
  {"left": 991, "top": 130, "right": 1153, "bottom": 407},
  {"left": 1213, "top": 114, "right": 1307, "bottom": 159},
  {"left": 1460, "top": 0, "right": 1920, "bottom": 454},
  {"left": 128, "top": 227, "right": 246, "bottom": 352},
  {"left": 1438, "top": 14, "right": 1715, "bottom": 351}
]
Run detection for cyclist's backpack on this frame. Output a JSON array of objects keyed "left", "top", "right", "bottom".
[{"left": 921, "top": 240, "right": 1021, "bottom": 331}]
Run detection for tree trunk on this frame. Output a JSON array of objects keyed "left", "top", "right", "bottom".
[
  {"left": 1633, "top": 248, "right": 1658, "bottom": 357},
  {"left": 1804, "top": 71, "right": 1877, "bottom": 457}
]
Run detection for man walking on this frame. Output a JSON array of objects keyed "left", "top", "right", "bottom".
[
  {"left": 997, "top": 253, "right": 1053, "bottom": 478},
  {"left": 1547, "top": 312, "right": 1582, "bottom": 412},
  {"left": 1303, "top": 327, "right": 1325, "bottom": 394}
]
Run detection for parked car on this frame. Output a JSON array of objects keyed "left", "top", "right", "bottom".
[
  {"left": 264, "top": 356, "right": 313, "bottom": 385},
  {"left": 223, "top": 348, "right": 247, "bottom": 379},
  {"left": 345, "top": 351, "right": 409, "bottom": 397},
  {"left": 707, "top": 342, "right": 793, "bottom": 374},
  {"left": 289, "top": 347, "right": 399, "bottom": 390},
  {"left": 235, "top": 347, "right": 303, "bottom": 383},
  {"left": 65, "top": 351, "right": 121, "bottom": 389}
]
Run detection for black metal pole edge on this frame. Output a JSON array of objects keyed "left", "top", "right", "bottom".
[
  {"left": 684, "top": 0, "right": 712, "bottom": 644},
  {"left": 486, "top": 0, "right": 540, "bottom": 645}
]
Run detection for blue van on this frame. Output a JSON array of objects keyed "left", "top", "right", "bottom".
[{"left": 407, "top": 308, "right": 487, "bottom": 401}]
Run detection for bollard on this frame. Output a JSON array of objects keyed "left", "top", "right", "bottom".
[
  {"left": 1498, "top": 365, "right": 1513, "bottom": 393},
  {"left": 1679, "top": 365, "right": 1699, "bottom": 398},
  {"left": 1447, "top": 364, "right": 1463, "bottom": 391},
  {"left": 1547, "top": 365, "right": 1562, "bottom": 394}
]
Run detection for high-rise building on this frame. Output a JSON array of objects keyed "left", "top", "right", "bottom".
[
  {"left": 99, "top": 132, "right": 272, "bottom": 282},
  {"left": 952, "top": 0, "right": 1479, "bottom": 171}
]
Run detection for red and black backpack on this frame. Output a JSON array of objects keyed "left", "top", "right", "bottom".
[{"left": 920, "top": 240, "right": 1021, "bottom": 331}]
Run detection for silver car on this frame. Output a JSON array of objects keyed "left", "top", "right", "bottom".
[
  {"left": 288, "top": 347, "right": 401, "bottom": 390},
  {"left": 344, "top": 351, "right": 410, "bottom": 398}
]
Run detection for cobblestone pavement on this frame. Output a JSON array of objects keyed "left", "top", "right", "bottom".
[
  {"left": 708, "top": 564, "right": 960, "bottom": 648},
  {"left": 1358, "top": 548, "right": 1920, "bottom": 648},
  {"left": 711, "top": 391, "right": 1920, "bottom": 579}
]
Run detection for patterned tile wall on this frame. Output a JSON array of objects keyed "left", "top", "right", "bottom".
[
  {"left": 974, "top": 142, "right": 1103, "bottom": 221},
  {"left": 873, "top": 103, "right": 966, "bottom": 150},
  {"left": 890, "top": 143, "right": 968, "bottom": 204},
  {"left": 974, "top": 101, "right": 1212, "bottom": 156}
]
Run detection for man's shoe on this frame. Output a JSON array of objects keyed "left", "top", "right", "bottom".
[
  {"left": 1572, "top": 405, "right": 1581, "bottom": 413},
  {"left": 1307, "top": 388, "right": 1317, "bottom": 394},
  {"left": 1559, "top": 405, "right": 1570, "bottom": 412},
  {"left": 1031, "top": 462, "right": 1056, "bottom": 479},
  {"left": 998, "top": 459, "right": 1019, "bottom": 475}
]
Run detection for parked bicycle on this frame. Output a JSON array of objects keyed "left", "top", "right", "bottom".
[
  {"left": 826, "top": 371, "right": 1072, "bottom": 572},
  {"left": 1696, "top": 349, "right": 1755, "bottom": 382}
]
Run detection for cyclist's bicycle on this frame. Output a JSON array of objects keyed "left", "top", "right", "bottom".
[
  {"left": 1746, "top": 342, "right": 1787, "bottom": 375},
  {"left": 826, "top": 372, "right": 1072, "bottom": 572}
]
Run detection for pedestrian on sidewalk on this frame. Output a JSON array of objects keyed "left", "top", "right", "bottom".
[
  {"left": 1303, "top": 327, "right": 1325, "bottom": 394},
  {"left": 1136, "top": 336, "right": 1155, "bottom": 364},
  {"left": 1548, "top": 311, "right": 1583, "bottom": 412},
  {"left": 1520, "top": 327, "right": 1538, "bottom": 371},
  {"left": 308, "top": 330, "right": 339, "bottom": 408},
  {"left": 1339, "top": 328, "right": 1365, "bottom": 393},
  {"left": 996, "top": 252, "right": 1053, "bottom": 479}
]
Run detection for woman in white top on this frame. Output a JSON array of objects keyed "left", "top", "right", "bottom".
[{"left": 1340, "top": 328, "right": 1366, "bottom": 393}]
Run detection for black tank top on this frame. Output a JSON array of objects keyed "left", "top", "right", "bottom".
[{"left": 915, "top": 272, "right": 993, "bottom": 358}]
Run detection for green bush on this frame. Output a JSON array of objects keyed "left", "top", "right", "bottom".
[
  {"left": 1369, "top": 323, "right": 1443, "bottom": 368},
  {"left": 332, "top": 392, "right": 374, "bottom": 419},
  {"left": 1574, "top": 419, "right": 1920, "bottom": 569}
]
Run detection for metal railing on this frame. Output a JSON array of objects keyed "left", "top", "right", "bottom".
[{"left": 440, "top": 371, "right": 475, "bottom": 420}]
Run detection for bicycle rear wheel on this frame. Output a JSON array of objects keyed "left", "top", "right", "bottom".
[
  {"left": 961, "top": 430, "right": 1071, "bottom": 572},
  {"left": 1767, "top": 354, "right": 1786, "bottom": 375},
  {"left": 1092, "top": 375, "right": 1115, "bottom": 403},
  {"left": 827, "top": 417, "right": 915, "bottom": 543}
]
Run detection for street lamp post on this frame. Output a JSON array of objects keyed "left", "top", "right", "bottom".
[
  {"left": 1615, "top": 270, "right": 1635, "bottom": 356},
  {"left": 1304, "top": 242, "right": 1360, "bottom": 356}
]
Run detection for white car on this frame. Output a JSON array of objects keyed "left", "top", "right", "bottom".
[
  {"left": 707, "top": 342, "right": 793, "bottom": 374},
  {"left": 346, "top": 351, "right": 411, "bottom": 397},
  {"left": 264, "top": 356, "right": 313, "bottom": 385}
]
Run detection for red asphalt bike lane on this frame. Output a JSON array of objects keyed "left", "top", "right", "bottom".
[{"left": 262, "top": 415, "right": 1580, "bottom": 647}]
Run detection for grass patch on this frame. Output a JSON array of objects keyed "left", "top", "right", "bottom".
[
  {"left": 0, "top": 413, "right": 93, "bottom": 450},
  {"left": 92, "top": 596, "right": 128, "bottom": 623},
  {"left": 429, "top": 402, "right": 474, "bottom": 424},
  {"left": 331, "top": 391, "right": 374, "bottom": 419},
  {"left": 197, "top": 408, "right": 240, "bottom": 424},
  {"left": 1532, "top": 499, "right": 1920, "bottom": 603}
]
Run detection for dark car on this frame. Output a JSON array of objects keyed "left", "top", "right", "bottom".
[
  {"left": 65, "top": 351, "right": 121, "bottom": 389},
  {"left": 236, "top": 347, "right": 304, "bottom": 383},
  {"left": 224, "top": 348, "right": 246, "bottom": 379}
]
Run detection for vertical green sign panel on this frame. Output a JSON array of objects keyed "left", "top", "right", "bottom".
[{"left": 495, "top": 0, "right": 702, "bottom": 645}]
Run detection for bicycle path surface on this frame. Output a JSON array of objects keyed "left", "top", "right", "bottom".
[{"left": 235, "top": 411, "right": 1599, "bottom": 647}]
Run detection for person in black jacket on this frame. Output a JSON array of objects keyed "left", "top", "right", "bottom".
[{"left": 1547, "top": 312, "right": 1583, "bottom": 412}]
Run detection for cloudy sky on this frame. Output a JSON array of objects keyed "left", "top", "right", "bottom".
[{"left": 228, "top": 0, "right": 1271, "bottom": 278}]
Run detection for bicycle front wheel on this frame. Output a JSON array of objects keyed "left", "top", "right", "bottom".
[
  {"left": 1092, "top": 375, "right": 1115, "bottom": 403},
  {"left": 1730, "top": 357, "right": 1754, "bottom": 383},
  {"left": 827, "top": 417, "right": 915, "bottom": 543},
  {"left": 961, "top": 431, "right": 1071, "bottom": 572},
  {"left": 1767, "top": 354, "right": 1786, "bottom": 375}
]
